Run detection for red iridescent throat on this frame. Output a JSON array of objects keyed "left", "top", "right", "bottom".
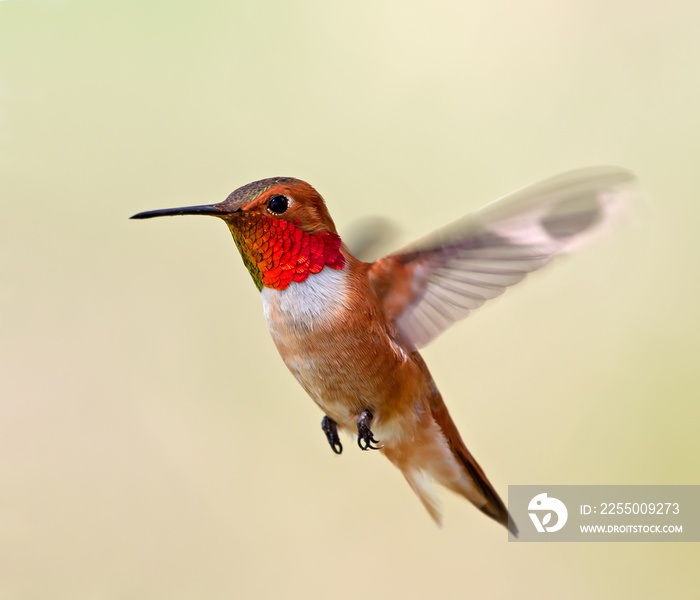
[{"left": 228, "top": 215, "right": 345, "bottom": 291}]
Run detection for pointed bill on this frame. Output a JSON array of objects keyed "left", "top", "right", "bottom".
[{"left": 130, "top": 204, "right": 226, "bottom": 219}]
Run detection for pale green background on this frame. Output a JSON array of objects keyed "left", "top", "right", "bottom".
[{"left": 1, "top": 1, "right": 698, "bottom": 598}]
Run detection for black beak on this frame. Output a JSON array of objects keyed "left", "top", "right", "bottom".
[{"left": 130, "top": 204, "right": 229, "bottom": 220}]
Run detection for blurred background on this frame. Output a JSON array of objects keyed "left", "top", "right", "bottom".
[{"left": 1, "top": 0, "right": 699, "bottom": 598}]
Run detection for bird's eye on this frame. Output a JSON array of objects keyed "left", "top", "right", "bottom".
[{"left": 267, "top": 195, "right": 289, "bottom": 215}]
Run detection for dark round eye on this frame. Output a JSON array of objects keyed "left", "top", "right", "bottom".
[{"left": 267, "top": 195, "right": 289, "bottom": 214}]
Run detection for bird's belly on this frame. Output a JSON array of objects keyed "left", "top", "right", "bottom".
[
  {"left": 281, "top": 351, "right": 366, "bottom": 423},
  {"left": 260, "top": 268, "right": 414, "bottom": 431}
]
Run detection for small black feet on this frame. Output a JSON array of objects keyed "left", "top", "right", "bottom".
[
  {"left": 321, "top": 416, "right": 343, "bottom": 455},
  {"left": 357, "top": 409, "right": 382, "bottom": 451}
]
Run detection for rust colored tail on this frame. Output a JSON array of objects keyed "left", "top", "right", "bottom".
[{"left": 429, "top": 393, "right": 518, "bottom": 536}]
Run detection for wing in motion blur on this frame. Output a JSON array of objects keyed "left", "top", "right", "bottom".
[{"left": 369, "top": 166, "right": 642, "bottom": 348}]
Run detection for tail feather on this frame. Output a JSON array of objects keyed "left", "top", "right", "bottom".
[
  {"left": 403, "top": 468, "right": 443, "bottom": 526},
  {"left": 429, "top": 392, "right": 518, "bottom": 536}
]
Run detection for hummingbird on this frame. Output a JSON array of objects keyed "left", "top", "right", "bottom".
[{"left": 132, "top": 167, "right": 639, "bottom": 534}]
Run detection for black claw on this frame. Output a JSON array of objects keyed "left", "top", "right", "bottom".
[
  {"left": 357, "top": 409, "right": 382, "bottom": 451},
  {"left": 321, "top": 416, "right": 343, "bottom": 455}
]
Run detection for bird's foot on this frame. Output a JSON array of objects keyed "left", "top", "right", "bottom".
[
  {"left": 321, "top": 416, "right": 343, "bottom": 455},
  {"left": 357, "top": 409, "right": 382, "bottom": 451}
]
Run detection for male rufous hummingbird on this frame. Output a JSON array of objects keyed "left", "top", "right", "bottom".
[{"left": 132, "top": 167, "right": 639, "bottom": 535}]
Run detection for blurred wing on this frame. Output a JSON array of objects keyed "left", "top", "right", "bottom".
[
  {"left": 369, "top": 166, "right": 642, "bottom": 349},
  {"left": 344, "top": 216, "right": 401, "bottom": 262}
]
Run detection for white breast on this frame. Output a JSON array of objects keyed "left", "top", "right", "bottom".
[{"left": 261, "top": 267, "right": 350, "bottom": 331}]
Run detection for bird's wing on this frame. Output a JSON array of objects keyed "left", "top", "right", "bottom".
[{"left": 369, "top": 166, "right": 642, "bottom": 349}]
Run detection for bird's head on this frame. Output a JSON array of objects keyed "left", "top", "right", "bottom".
[{"left": 131, "top": 177, "right": 345, "bottom": 290}]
